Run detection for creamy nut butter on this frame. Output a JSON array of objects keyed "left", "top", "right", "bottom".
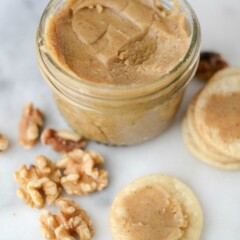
[
  {"left": 37, "top": 0, "right": 201, "bottom": 145},
  {"left": 114, "top": 184, "right": 187, "bottom": 239},
  {"left": 203, "top": 93, "right": 240, "bottom": 143},
  {"left": 110, "top": 175, "right": 203, "bottom": 240},
  {"left": 45, "top": 0, "right": 190, "bottom": 85}
]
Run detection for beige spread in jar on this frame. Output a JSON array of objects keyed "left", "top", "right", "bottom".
[
  {"left": 45, "top": 0, "right": 191, "bottom": 85},
  {"left": 38, "top": 0, "right": 199, "bottom": 145}
]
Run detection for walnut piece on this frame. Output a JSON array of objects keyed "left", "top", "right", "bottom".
[
  {"left": 41, "top": 128, "right": 87, "bottom": 152},
  {"left": 196, "top": 51, "right": 229, "bottom": 81},
  {"left": 0, "top": 134, "right": 9, "bottom": 152},
  {"left": 56, "top": 149, "right": 108, "bottom": 195},
  {"left": 39, "top": 198, "right": 94, "bottom": 240},
  {"left": 19, "top": 103, "right": 44, "bottom": 149},
  {"left": 14, "top": 155, "right": 61, "bottom": 208}
]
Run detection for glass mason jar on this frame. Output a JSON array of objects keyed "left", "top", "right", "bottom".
[{"left": 36, "top": 0, "right": 201, "bottom": 146}]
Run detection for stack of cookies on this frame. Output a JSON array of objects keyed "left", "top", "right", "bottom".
[{"left": 183, "top": 68, "right": 240, "bottom": 170}]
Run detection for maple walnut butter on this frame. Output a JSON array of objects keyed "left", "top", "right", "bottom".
[
  {"left": 203, "top": 93, "right": 240, "bottom": 143},
  {"left": 45, "top": 0, "right": 191, "bottom": 85},
  {"left": 114, "top": 185, "right": 187, "bottom": 239},
  {"left": 37, "top": 0, "right": 201, "bottom": 145},
  {"left": 110, "top": 175, "right": 203, "bottom": 240}
]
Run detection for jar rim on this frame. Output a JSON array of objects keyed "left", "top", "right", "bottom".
[{"left": 37, "top": 0, "right": 201, "bottom": 99}]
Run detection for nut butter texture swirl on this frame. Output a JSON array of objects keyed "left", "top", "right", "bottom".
[{"left": 45, "top": 0, "right": 190, "bottom": 85}]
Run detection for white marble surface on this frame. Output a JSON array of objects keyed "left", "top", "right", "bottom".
[{"left": 1, "top": 0, "right": 240, "bottom": 239}]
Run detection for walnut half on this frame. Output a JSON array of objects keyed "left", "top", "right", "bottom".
[
  {"left": 196, "top": 51, "right": 229, "bottom": 81},
  {"left": 19, "top": 103, "right": 44, "bottom": 149},
  {"left": 39, "top": 198, "right": 94, "bottom": 240},
  {"left": 0, "top": 134, "right": 9, "bottom": 152},
  {"left": 57, "top": 149, "right": 108, "bottom": 195},
  {"left": 41, "top": 128, "right": 87, "bottom": 152},
  {"left": 14, "top": 155, "right": 62, "bottom": 208}
]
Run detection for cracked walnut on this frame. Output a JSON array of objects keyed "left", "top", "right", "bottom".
[
  {"left": 14, "top": 155, "right": 62, "bottom": 208},
  {"left": 39, "top": 198, "right": 94, "bottom": 240},
  {"left": 0, "top": 134, "right": 9, "bottom": 152},
  {"left": 19, "top": 103, "right": 44, "bottom": 149},
  {"left": 56, "top": 149, "right": 108, "bottom": 195},
  {"left": 41, "top": 128, "right": 87, "bottom": 152},
  {"left": 196, "top": 51, "right": 229, "bottom": 81}
]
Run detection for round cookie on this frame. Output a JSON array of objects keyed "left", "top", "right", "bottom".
[
  {"left": 194, "top": 68, "right": 240, "bottom": 159},
  {"left": 183, "top": 94, "right": 240, "bottom": 170},
  {"left": 110, "top": 174, "right": 203, "bottom": 240}
]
